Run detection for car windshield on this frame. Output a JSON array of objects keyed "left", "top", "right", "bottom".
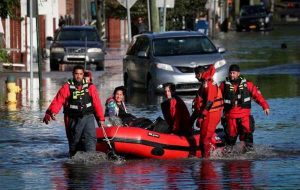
[
  {"left": 56, "top": 29, "right": 99, "bottom": 41},
  {"left": 153, "top": 36, "right": 217, "bottom": 56},
  {"left": 240, "top": 6, "right": 267, "bottom": 17}
]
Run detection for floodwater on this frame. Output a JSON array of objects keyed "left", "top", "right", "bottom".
[{"left": 1, "top": 24, "right": 300, "bottom": 189}]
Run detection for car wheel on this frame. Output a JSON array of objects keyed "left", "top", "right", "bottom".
[
  {"left": 147, "top": 77, "right": 155, "bottom": 96},
  {"left": 50, "top": 59, "right": 59, "bottom": 71},
  {"left": 124, "top": 74, "right": 133, "bottom": 94},
  {"left": 96, "top": 60, "right": 104, "bottom": 71},
  {"left": 236, "top": 25, "right": 242, "bottom": 32}
]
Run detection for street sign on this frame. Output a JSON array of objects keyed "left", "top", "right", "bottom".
[
  {"left": 156, "top": 0, "right": 175, "bottom": 8},
  {"left": 117, "top": 0, "right": 138, "bottom": 9}
]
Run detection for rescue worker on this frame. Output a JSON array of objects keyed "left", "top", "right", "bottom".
[
  {"left": 190, "top": 64, "right": 223, "bottom": 158},
  {"left": 219, "top": 64, "right": 270, "bottom": 152},
  {"left": 43, "top": 65, "right": 105, "bottom": 157},
  {"left": 161, "top": 82, "right": 193, "bottom": 136}
]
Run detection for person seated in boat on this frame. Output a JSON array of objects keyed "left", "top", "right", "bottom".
[
  {"left": 105, "top": 86, "right": 129, "bottom": 126},
  {"left": 158, "top": 82, "right": 193, "bottom": 136},
  {"left": 105, "top": 86, "right": 152, "bottom": 127}
]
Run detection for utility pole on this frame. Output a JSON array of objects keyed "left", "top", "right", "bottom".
[
  {"left": 163, "top": 0, "right": 167, "bottom": 31},
  {"left": 147, "top": 0, "right": 151, "bottom": 30},
  {"left": 29, "top": 0, "right": 33, "bottom": 102},
  {"left": 126, "top": 0, "right": 132, "bottom": 42},
  {"left": 150, "top": 0, "right": 159, "bottom": 32},
  {"left": 35, "top": 0, "right": 43, "bottom": 102},
  {"left": 96, "top": 0, "right": 105, "bottom": 40}
]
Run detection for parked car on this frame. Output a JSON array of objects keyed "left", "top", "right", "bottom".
[
  {"left": 123, "top": 31, "right": 228, "bottom": 93},
  {"left": 276, "top": 0, "right": 300, "bottom": 21},
  {"left": 236, "top": 5, "right": 273, "bottom": 32},
  {"left": 49, "top": 26, "right": 105, "bottom": 71}
]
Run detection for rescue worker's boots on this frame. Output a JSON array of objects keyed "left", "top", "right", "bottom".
[
  {"left": 224, "top": 136, "right": 237, "bottom": 154},
  {"left": 201, "top": 143, "right": 216, "bottom": 158},
  {"left": 244, "top": 133, "right": 254, "bottom": 153},
  {"left": 69, "top": 150, "right": 76, "bottom": 158}
]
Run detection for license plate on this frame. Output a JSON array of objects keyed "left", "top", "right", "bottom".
[
  {"left": 177, "top": 83, "right": 199, "bottom": 89},
  {"left": 249, "top": 25, "right": 256, "bottom": 29}
]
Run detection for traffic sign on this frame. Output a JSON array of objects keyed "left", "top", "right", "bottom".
[
  {"left": 117, "top": 0, "right": 138, "bottom": 9},
  {"left": 156, "top": 0, "right": 175, "bottom": 8}
]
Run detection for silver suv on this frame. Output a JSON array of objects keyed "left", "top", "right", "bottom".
[
  {"left": 123, "top": 31, "right": 228, "bottom": 93},
  {"left": 49, "top": 26, "right": 105, "bottom": 71}
]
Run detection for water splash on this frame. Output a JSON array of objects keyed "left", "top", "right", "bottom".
[
  {"left": 210, "top": 143, "right": 278, "bottom": 160},
  {"left": 66, "top": 151, "right": 126, "bottom": 165}
]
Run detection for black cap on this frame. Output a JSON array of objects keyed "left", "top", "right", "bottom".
[
  {"left": 113, "top": 86, "right": 126, "bottom": 96},
  {"left": 162, "top": 82, "right": 176, "bottom": 92},
  {"left": 229, "top": 64, "right": 240, "bottom": 72},
  {"left": 194, "top": 66, "right": 207, "bottom": 74}
]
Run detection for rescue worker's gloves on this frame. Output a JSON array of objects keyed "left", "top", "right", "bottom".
[
  {"left": 43, "top": 113, "right": 51, "bottom": 124},
  {"left": 96, "top": 119, "right": 101, "bottom": 127},
  {"left": 43, "top": 110, "right": 55, "bottom": 124},
  {"left": 199, "top": 114, "right": 206, "bottom": 119},
  {"left": 96, "top": 119, "right": 105, "bottom": 128},
  {"left": 264, "top": 108, "right": 270, "bottom": 116}
]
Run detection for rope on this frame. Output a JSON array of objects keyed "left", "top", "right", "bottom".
[
  {"left": 100, "top": 125, "right": 113, "bottom": 149},
  {"left": 101, "top": 125, "right": 121, "bottom": 142}
]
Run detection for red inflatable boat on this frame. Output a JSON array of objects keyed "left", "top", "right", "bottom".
[{"left": 96, "top": 126, "right": 225, "bottom": 159}]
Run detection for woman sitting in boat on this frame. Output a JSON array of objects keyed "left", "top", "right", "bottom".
[
  {"left": 105, "top": 86, "right": 152, "bottom": 127},
  {"left": 105, "top": 86, "right": 128, "bottom": 126},
  {"left": 158, "top": 82, "right": 193, "bottom": 136}
]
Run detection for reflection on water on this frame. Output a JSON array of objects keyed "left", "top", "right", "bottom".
[{"left": 46, "top": 156, "right": 300, "bottom": 189}]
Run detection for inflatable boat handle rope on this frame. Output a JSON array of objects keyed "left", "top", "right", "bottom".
[
  {"left": 101, "top": 125, "right": 121, "bottom": 142},
  {"left": 100, "top": 125, "right": 124, "bottom": 161}
]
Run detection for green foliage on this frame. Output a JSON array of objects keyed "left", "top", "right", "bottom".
[
  {"left": 105, "top": 0, "right": 207, "bottom": 30},
  {"left": 167, "top": 0, "right": 207, "bottom": 30},
  {"left": 0, "top": 0, "right": 20, "bottom": 18},
  {"left": 105, "top": 0, "right": 148, "bottom": 20},
  {"left": 105, "top": 0, "right": 127, "bottom": 19},
  {"left": 0, "top": 49, "right": 10, "bottom": 63}
]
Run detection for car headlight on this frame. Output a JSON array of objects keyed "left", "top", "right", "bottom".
[
  {"left": 265, "top": 16, "right": 270, "bottom": 23},
  {"left": 87, "top": 48, "right": 102, "bottom": 53},
  {"left": 51, "top": 47, "right": 64, "bottom": 53},
  {"left": 156, "top": 63, "right": 174, "bottom": 71},
  {"left": 214, "top": 59, "right": 226, "bottom": 69}
]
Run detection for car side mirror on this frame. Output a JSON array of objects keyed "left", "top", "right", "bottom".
[
  {"left": 137, "top": 51, "right": 148, "bottom": 58},
  {"left": 46, "top": 36, "right": 53, "bottom": 41},
  {"left": 218, "top": 47, "right": 226, "bottom": 53}
]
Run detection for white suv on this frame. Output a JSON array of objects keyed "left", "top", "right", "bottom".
[{"left": 123, "top": 31, "right": 228, "bottom": 93}]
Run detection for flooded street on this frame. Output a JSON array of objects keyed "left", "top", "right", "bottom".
[{"left": 1, "top": 24, "right": 300, "bottom": 189}]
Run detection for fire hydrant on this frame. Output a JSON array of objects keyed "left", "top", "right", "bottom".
[{"left": 6, "top": 75, "right": 21, "bottom": 104}]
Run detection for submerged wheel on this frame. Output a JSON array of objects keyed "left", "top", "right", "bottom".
[
  {"left": 50, "top": 59, "right": 59, "bottom": 71},
  {"left": 236, "top": 25, "right": 242, "bottom": 32},
  {"left": 124, "top": 74, "right": 133, "bottom": 95},
  {"left": 147, "top": 78, "right": 155, "bottom": 96},
  {"left": 96, "top": 60, "right": 104, "bottom": 71}
]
